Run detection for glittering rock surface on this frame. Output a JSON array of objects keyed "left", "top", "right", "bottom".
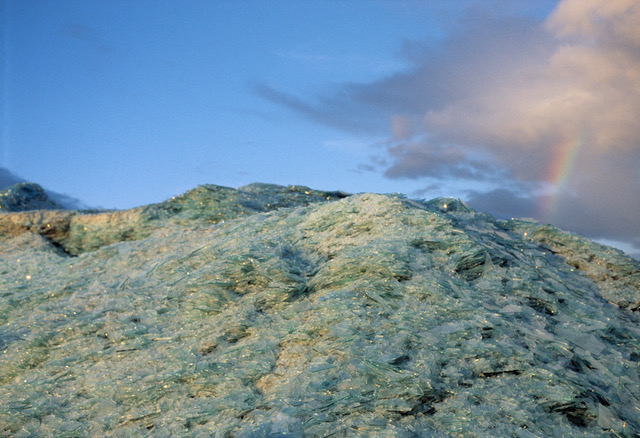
[{"left": 0, "top": 183, "right": 639, "bottom": 437}]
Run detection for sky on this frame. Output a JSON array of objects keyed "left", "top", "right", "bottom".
[{"left": 1, "top": 0, "right": 639, "bottom": 259}]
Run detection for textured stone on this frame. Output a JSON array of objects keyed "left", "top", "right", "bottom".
[{"left": 0, "top": 183, "right": 638, "bottom": 437}]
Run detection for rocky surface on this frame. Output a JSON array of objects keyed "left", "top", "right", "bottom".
[{"left": 0, "top": 182, "right": 639, "bottom": 437}]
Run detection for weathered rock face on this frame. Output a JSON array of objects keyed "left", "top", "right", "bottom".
[{"left": 0, "top": 183, "right": 639, "bottom": 437}]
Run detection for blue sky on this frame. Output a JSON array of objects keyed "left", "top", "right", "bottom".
[
  {"left": 2, "top": 0, "right": 639, "bottom": 258},
  {"left": 1, "top": 0, "right": 442, "bottom": 205}
]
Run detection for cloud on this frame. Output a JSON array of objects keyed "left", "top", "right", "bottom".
[
  {"left": 0, "top": 167, "right": 26, "bottom": 188},
  {"left": 380, "top": 0, "right": 640, "bottom": 183},
  {"left": 60, "top": 23, "right": 118, "bottom": 55},
  {"left": 463, "top": 188, "right": 538, "bottom": 220},
  {"left": 46, "top": 191, "right": 91, "bottom": 211},
  {"left": 61, "top": 24, "right": 100, "bottom": 42},
  {"left": 252, "top": 83, "right": 382, "bottom": 133},
  {"left": 256, "top": 0, "right": 640, "bottom": 258}
]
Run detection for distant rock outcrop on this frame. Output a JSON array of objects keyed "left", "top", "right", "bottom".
[
  {"left": 0, "top": 182, "right": 64, "bottom": 212},
  {"left": 0, "top": 183, "right": 638, "bottom": 437},
  {"left": 0, "top": 176, "right": 90, "bottom": 211}
]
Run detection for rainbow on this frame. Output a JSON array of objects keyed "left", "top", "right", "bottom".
[{"left": 539, "top": 134, "right": 584, "bottom": 221}]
